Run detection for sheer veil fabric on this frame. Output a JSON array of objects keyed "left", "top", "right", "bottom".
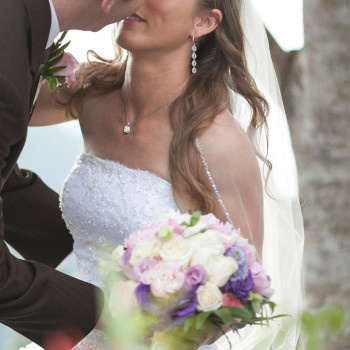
[{"left": 210, "top": 0, "right": 304, "bottom": 349}]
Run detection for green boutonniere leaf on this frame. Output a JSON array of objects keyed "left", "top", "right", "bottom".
[{"left": 41, "top": 31, "right": 70, "bottom": 92}]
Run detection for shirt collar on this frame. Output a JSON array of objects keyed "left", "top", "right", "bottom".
[{"left": 46, "top": 0, "right": 60, "bottom": 49}]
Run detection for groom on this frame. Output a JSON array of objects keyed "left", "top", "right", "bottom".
[{"left": 0, "top": 0, "right": 143, "bottom": 347}]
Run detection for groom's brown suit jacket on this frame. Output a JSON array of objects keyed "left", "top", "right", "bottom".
[{"left": 0, "top": 0, "right": 103, "bottom": 346}]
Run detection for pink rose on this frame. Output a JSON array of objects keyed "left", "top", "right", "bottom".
[
  {"left": 141, "top": 262, "right": 185, "bottom": 298},
  {"left": 120, "top": 249, "right": 135, "bottom": 280},
  {"left": 126, "top": 225, "right": 161, "bottom": 249},
  {"left": 244, "top": 244, "right": 257, "bottom": 268},
  {"left": 53, "top": 52, "right": 79, "bottom": 86},
  {"left": 251, "top": 262, "right": 274, "bottom": 299},
  {"left": 133, "top": 258, "right": 158, "bottom": 282},
  {"left": 221, "top": 228, "right": 242, "bottom": 250},
  {"left": 166, "top": 218, "right": 184, "bottom": 235},
  {"left": 222, "top": 293, "right": 243, "bottom": 308}
]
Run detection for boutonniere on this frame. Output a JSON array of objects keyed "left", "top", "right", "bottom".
[{"left": 41, "top": 31, "right": 79, "bottom": 91}]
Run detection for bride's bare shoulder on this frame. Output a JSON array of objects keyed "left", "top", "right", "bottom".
[{"left": 199, "top": 109, "right": 256, "bottom": 162}]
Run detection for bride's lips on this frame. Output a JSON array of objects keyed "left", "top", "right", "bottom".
[{"left": 123, "top": 13, "right": 146, "bottom": 24}]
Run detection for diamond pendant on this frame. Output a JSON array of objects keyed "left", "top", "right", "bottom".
[{"left": 123, "top": 124, "right": 131, "bottom": 134}]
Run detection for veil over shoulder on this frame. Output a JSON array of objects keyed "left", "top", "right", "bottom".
[{"left": 213, "top": 0, "right": 304, "bottom": 348}]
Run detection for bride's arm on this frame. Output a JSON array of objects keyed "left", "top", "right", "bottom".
[
  {"left": 198, "top": 111, "right": 264, "bottom": 257},
  {"left": 29, "top": 84, "right": 74, "bottom": 126}
]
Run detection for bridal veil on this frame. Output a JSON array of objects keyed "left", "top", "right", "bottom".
[{"left": 213, "top": 0, "right": 304, "bottom": 348}]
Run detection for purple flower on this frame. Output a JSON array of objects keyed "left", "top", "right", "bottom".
[
  {"left": 225, "top": 246, "right": 246, "bottom": 268},
  {"left": 225, "top": 265, "right": 249, "bottom": 287},
  {"left": 223, "top": 270, "right": 254, "bottom": 303},
  {"left": 135, "top": 283, "right": 152, "bottom": 308},
  {"left": 184, "top": 266, "right": 208, "bottom": 290},
  {"left": 251, "top": 262, "right": 274, "bottom": 299},
  {"left": 171, "top": 292, "right": 197, "bottom": 326},
  {"left": 120, "top": 249, "right": 135, "bottom": 280},
  {"left": 134, "top": 283, "right": 165, "bottom": 316}
]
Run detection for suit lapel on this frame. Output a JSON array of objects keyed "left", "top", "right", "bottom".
[
  {"left": 23, "top": 0, "right": 52, "bottom": 115},
  {"left": 30, "top": 45, "right": 52, "bottom": 114},
  {"left": 23, "top": 0, "right": 52, "bottom": 76}
]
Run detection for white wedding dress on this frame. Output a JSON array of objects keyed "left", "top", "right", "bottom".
[
  {"left": 63, "top": 152, "right": 179, "bottom": 350},
  {"left": 20, "top": 152, "right": 217, "bottom": 350}
]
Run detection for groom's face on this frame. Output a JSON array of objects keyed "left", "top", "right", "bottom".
[
  {"left": 103, "top": 0, "right": 145, "bottom": 22},
  {"left": 116, "top": 0, "right": 198, "bottom": 52}
]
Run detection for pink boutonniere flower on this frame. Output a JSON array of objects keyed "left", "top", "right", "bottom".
[{"left": 42, "top": 31, "right": 79, "bottom": 91}]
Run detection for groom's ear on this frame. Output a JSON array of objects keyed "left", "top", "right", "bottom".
[{"left": 101, "top": 0, "right": 116, "bottom": 14}]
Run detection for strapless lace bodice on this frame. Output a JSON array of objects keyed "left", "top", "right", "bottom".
[
  {"left": 57, "top": 153, "right": 178, "bottom": 350},
  {"left": 60, "top": 153, "right": 178, "bottom": 287}
]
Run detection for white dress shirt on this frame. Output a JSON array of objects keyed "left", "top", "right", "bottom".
[{"left": 46, "top": 0, "right": 60, "bottom": 48}]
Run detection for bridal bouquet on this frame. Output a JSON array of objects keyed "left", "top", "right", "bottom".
[{"left": 101, "top": 210, "right": 279, "bottom": 349}]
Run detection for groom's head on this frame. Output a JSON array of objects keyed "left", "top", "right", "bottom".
[{"left": 52, "top": 0, "right": 144, "bottom": 31}]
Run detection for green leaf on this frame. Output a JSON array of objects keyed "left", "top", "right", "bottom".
[
  {"left": 47, "top": 52, "right": 65, "bottom": 68},
  {"left": 50, "top": 41, "right": 71, "bottom": 58},
  {"left": 183, "top": 315, "right": 196, "bottom": 332},
  {"left": 248, "top": 291, "right": 265, "bottom": 303},
  {"left": 190, "top": 211, "right": 201, "bottom": 226},
  {"left": 46, "top": 65, "right": 67, "bottom": 75},
  {"left": 56, "top": 31, "right": 68, "bottom": 44},
  {"left": 214, "top": 308, "right": 232, "bottom": 325},
  {"left": 195, "top": 311, "right": 211, "bottom": 329},
  {"left": 57, "top": 76, "right": 66, "bottom": 85},
  {"left": 227, "top": 306, "right": 254, "bottom": 321},
  {"left": 48, "top": 77, "right": 57, "bottom": 92}
]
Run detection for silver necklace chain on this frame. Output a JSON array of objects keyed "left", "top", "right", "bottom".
[{"left": 122, "top": 87, "right": 180, "bottom": 134}]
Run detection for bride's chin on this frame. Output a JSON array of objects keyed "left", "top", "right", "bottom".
[{"left": 116, "top": 34, "right": 142, "bottom": 53}]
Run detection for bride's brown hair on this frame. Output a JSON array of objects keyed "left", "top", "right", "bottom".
[{"left": 59, "top": 0, "right": 269, "bottom": 213}]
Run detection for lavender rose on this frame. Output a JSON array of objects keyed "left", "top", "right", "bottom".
[
  {"left": 184, "top": 265, "right": 208, "bottom": 290},
  {"left": 251, "top": 262, "right": 274, "bottom": 299}
]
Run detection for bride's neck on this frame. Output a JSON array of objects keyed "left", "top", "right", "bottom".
[{"left": 123, "top": 50, "right": 189, "bottom": 116}]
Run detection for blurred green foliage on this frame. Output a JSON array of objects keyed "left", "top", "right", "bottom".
[{"left": 300, "top": 304, "right": 346, "bottom": 350}]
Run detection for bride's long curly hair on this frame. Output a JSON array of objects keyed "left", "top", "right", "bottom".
[{"left": 59, "top": 0, "right": 269, "bottom": 213}]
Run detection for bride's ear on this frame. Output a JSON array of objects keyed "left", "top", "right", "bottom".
[
  {"left": 193, "top": 9, "right": 223, "bottom": 38},
  {"left": 101, "top": 0, "right": 116, "bottom": 14}
]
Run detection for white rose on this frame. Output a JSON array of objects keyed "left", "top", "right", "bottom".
[
  {"left": 208, "top": 256, "right": 238, "bottom": 287},
  {"left": 129, "top": 238, "right": 162, "bottom": 266},
  {"left": 191, "top": 251, "right": 238, "bottom": 287},
  {"left": 109, "top": 280, "right": 138, "bottom": 316},
  {"left": 233, "top": 236, "right": 250, "bottom": 248},
  {"left": 159, "top": 235, "right": 194, "bottom": 267},
  {"left": 196, "top": 282, "right": 223, "bottom": 312},
  {"left": 154, "top": 209, "right": 191, "bottom": 225},
  {"left": 187, "top": 229, "right": 225, "bottom": 255},
  {"left": 182, "top": 221, "right": 208, "bottom": 238}
]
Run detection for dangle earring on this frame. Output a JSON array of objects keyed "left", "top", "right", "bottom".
[{"left": 191, "top": 35, "right": 197, "bottom": 74}]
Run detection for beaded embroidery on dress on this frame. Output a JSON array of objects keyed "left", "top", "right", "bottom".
[{"left": 61, "top": 153, "right": 178, "bottom": 288}]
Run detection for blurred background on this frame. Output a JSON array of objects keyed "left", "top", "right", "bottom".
[{"left": 1, "top": 0, "right": 349, "bottom": 348}]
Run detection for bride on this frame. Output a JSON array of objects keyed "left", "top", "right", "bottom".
[{"left": 24, "top": 0, "right": 304, "bottom": 349}]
